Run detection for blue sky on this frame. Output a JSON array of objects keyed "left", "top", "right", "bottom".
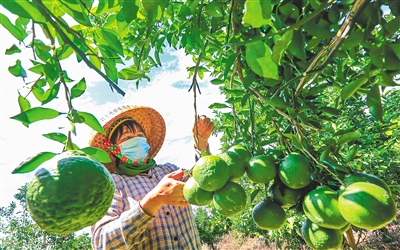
[{"left": 0, "top": 11, "right": 226, "bottom": 213}]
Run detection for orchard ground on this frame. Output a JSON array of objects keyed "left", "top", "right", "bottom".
[{"left": 201, "top": 205, "right": 399, "bottom": 250}]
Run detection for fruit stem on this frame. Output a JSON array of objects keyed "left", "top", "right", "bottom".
[{"left": 345, "top": 227, "right": 357, "bottom": 250}]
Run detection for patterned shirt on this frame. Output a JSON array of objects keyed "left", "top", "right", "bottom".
[{"left": 91, "top": 163, "right": 202, "bottom": 250}]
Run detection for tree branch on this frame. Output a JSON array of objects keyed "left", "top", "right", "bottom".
[
  {"left": 295, "top": 0, "right": 369, "bottom": 96},
  {"left": 33, "top": 0, "right": 126, "bottom": 96}
]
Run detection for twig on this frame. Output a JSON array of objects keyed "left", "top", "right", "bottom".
[
  {"left": 230, "top": 67, "right": 239, "bottom": 138},
  {"left": 346, "top": 227, "right": 357, "bottom": 250},
  {"left": 190, "top": 40, "right": 208, "bottom": 148},
  {"left": 31, "top": 22, "right": 36, "bottom": 60},
  {"left": 225, "top": 0, "right": 234, "bottom": 45},
  {"left": 295, "top": 0, "right": 369, "bottom": 96},
  {"left": 271, "top": 120, "right": 290, "bottom": 152}
]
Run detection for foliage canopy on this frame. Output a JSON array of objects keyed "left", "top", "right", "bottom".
[{"left": 1, "top": 0, "right": 399, "bottom": 247}]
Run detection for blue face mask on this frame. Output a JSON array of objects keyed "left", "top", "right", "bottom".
[{"left": 119, "top": 137, "right": 150, "bottom": 162}]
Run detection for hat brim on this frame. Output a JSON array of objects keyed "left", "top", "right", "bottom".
[{"left": 89, "top": 106, "right": 166, "bottom": 173}]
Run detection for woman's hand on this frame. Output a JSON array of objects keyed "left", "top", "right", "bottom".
[
  {"left": 192, "top": 115, "right": 215, "bottom": 151},
  {"left": 140, "top": 169, "right": 187, "bottom": 216}
]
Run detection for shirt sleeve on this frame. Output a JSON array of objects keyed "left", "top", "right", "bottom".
[{"left": 91, "top": 176, "right": 154, "bottom": 250}]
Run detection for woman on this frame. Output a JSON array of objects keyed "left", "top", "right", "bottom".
[{"left": 89, "top": 105, "right": 215, "bottom": 249}]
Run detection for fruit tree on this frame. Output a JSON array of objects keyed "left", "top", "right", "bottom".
[{"left": 1, "top": 0, "right": 399, "bottom": 248}]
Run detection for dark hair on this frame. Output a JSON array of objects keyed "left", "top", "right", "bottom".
[
  {"left": 110, "top": 119, "right": 145, "bottom": 144},
  {"left": 110, "top": 120, "right": 145, "bottom": 166}
]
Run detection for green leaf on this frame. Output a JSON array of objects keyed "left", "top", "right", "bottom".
[
  {"left": 204, "top": 2, "right": 223, "bottom": 18},
  {"left": 224, "top": 89, "right": 246, "bottom": 97},
  {"left": 89, "top": 52, "right": 102, "bottom": 70},
  {"left": 5, "top": 44, "right": 21, "bottom": 55},
  {"left": 288, "top": 30, "right": 306, "bottom": 61},
  {"left": 341, "top": 29, "right": 364, "bottom": 50},
  {"left": 142, "top": 0, "right": 168, "bottom": 25},
  {"left": 75, "top": 111, "right": 106, "bottom": 134},
  {"left": 322, "top": 159, "right": 351, "bottom": 174},
  {"left": 345, "top": 145, "right": 358, "bottom": 163},
  {"left": 266, "top": 96, "right": 286, "bottom": 109},
  {"left": 10, "top": 107, "right": 61, "bottom": 126},
  {"left": 42, "top": 132, "right": 67, "bottom": 143},
  {"left": 383, "top": 17, "right": 400, "bottom": 37},
  {"left": 71, "top": 78, "right": 87, "bottom": 99},
  {"left": 119, "top": 0, "right": 139, "bottom": 23},
  {"left": 337, "top": 131, "right": 361, "bottom": 146},
  {"left": 319, "top": 107, "right": 341, "bottom": 116},
  {"left": 272, "top": 30, "right": 293, "bottom": 65},
  {"left": 54, "top": 43, "right": 73, "bottom": 60},
  {"left": 31, "top": 78, "right": 46, "bottom": 102},
  {"left": 12, "top": 152, "right": 57, "bottom": 174},
  {"left": 41, "top": 83, "right": 61, "bottom": 105},
  {"left": 8, "top": 59, "right": 27, "bottom": 78},
  {"left": 367, "top": 85, "right": 383, "bottom": 122},
  {"left": 209, "top": 103, "right": 229, "bottom": 109},
  {"left": 80, "top": 147, "right": 112, "bottom": 163},
  {"left": 0, "top": 13, "right": 28, "bottom": 41},
  {"left": 303, "top": 21, "right": 333, "bottom": 39},
  {"left": 98, "top": 28, "right": 124, "bottom": 56},
  {"left": 245, "top": 41, "right": 279, "bottom": 79},
  {"left": 242, "top": 0, "right": 272, "bottom": 28},
  {"left": 379, "top": 71, "right": 399, "bottom": 87},
  {"left": 1, "top": 0, "right": 46, "bottom": 23},
  {"left": 119, "top": 67, "right": 150, "bottom": 81},
  {"left": 59, "top": 0, "right": 92, "bottom": 27},
  {"left": 250, "top": 188, "right": 261, "bottom": 202},
  {"left": 387, "top": 43, "right": 400, "bottom": 60},
  {"left": 17, "top": 93, "right": 31, "bottom": 112},
  {"left": 279, "top": 3, "right": 299, "bottom": 19},
  {"left": 103, "top": 58, "right": 118, "bottom": 82},
  {"left": 210, "top": 79, "right": 225, "bottom": 85},
  {"left": 96, "top": 0, "right": 120, "bottom": 15},
  {"left": 340, "top": 75, "right": 368, "bottom": 101},
  {"left": 43, "top": 62, "right": 60, "bottom": 84},
  {"left": 33, "top": 39, "right": 52, "bottom": 62},
  {"left": 284, "top": 134, "right": 303, "bottom": 151}
]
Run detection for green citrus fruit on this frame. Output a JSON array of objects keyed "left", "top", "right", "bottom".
[
  {"left": 279, "top": 153, "right": 312, "bottom": 189},
  {"left": 192, "top": 155, "right": 230, "bottom": 191},
  {"left": 218, "top": 151, "right": 246, "bottom": 181},
  {"left": 183, "top": 177, "right": 213, "bottom": 206},
  {"left": 302, "top": 218, "right": 343, "bottom": 250},
  {"left": 213, "top": 182, "right": 246, "bottom": 217},
  {"left": 338, "top": 182, "right": 396, "bottom": 230},
  {"left": 343, "top": 172, "right": 391, "bottom": 195},
  {"left": 246, "top": 155, "right": 277, "bottom": 184},
  {"left": 303, "top": 186, "right": 347, "bottom": 229},
  {"left": 252, "top": 198, "right": 287, "bottom": 230},
  {"left": 227, "top": 145, "right": 251, "bottom": 166},
  {"left": 270, "top": 182, "right": 305, "bottom": 208},
  {"left": 26, "top": 151, "right": 115, "bottom": 234}
]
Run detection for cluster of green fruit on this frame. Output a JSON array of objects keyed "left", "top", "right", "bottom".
[
  {"left": 183, "top": 145, "right": 250, "bottom": 217},
  {"left": 301, "top": 172, "right": 396, "bottom": 249},
  {"left": 184, "top": 146, "right": 397, "bottom": 250}
]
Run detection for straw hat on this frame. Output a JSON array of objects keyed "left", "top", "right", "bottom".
[{"left": 89, "top": 105, "right": 166, "bottom": 173}]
